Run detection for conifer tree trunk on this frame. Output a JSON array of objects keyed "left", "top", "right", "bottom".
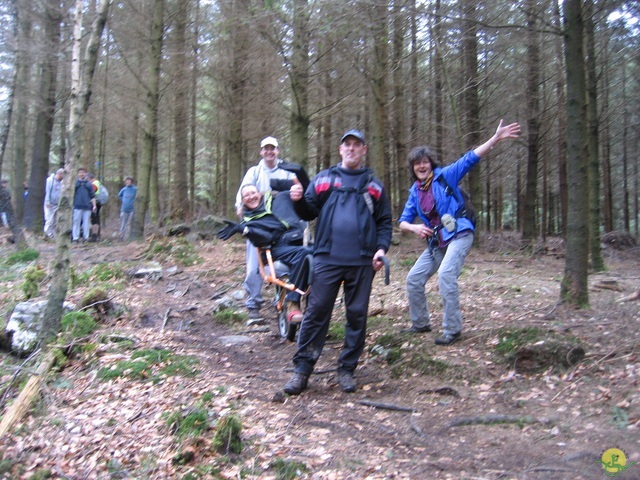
[
  {"left": 370, "top": 1, "right": 389, "bottom": 185},
  {"left": 433, "top": 0, "right": 444, "bottom": 160},
  {"left": 560, "top": 0, "right": 589, "bottom": 307},
  {"left": 43, "top": 0, "right": 112, "bottom": 339},
  {"left": 189, "top": 0, "right": 200, "bottom": 216},
  {"left": 23, "top": 0, "right": 62, "bottom": 231},
  {"left": 224, "top": 0, "right": 249, "bottom": 216},
  {"left": 553, "top": 0, "right": 568, "bottom": 235},
  {"left": 409, "top": 0, "right": 418, "bottom": 146},
  {"left": 460, "top": 0, "right": 480, "bottom": 232},
  {"left": 391, "top": 0, "right": 406, "bottom": 215},
  {"left": 11, "top": 2, "right": 32, "bottom": 222},
  {"left": 584, "top": 0, "right": 604, "bottom": 271},
  {"left": 522, "top": 0, "right": 541, "bottom": 243},
  {"left": 170, "top": 0, "right": 190, "bottom": 221},
  {"left": 131, "top": 0, "right": 163, "bottom": 239},
  {"left": 289, "top": 0, "right": 310, "bottom": 169}
]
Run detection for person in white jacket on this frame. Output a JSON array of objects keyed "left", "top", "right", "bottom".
[
  {"left": 43, "top": 168, "right": 65, "bottom": 238},
  {"left": 234, "top": 136, "right": 299, "bottom": 319}
]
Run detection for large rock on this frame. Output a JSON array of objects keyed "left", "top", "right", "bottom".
[
  {"left": 4, "top": 299, "right": 76, "bottom": 356},
  {"left": 127, "top": 261, "right": 163, "bottom": 280}
]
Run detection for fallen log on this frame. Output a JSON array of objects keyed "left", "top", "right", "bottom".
[
  {"left": 592, "top": 280, "right": 624, "bottom": 292},
  {"left": 358, "top": 400, "right": 416, "bottom": 412},
  {"left": 620, "top": 289, "right": 640, "bottom": 302},
  {"left": 0, "top": 351, "right": 57, "bottom": 438},
  {"left": 447, "top": 414, "right": 554, "bottom": 428}
]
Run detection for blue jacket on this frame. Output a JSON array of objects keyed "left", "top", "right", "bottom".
[
  {"left": 118, "top": 185, "right": 137, "bottom": 213},
  {"left": 73, "top": 179, "right": 95, "bottom": 210},
  {"left": 398, "top": 150, "right": 479, "bottom": 243},
  {"left": 294, "top": 165, "right": 392, "bottom": 259}
]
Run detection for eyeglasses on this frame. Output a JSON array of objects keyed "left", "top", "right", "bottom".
[{"left": 413, "top": 159, "right": 431, "bottom": 166}]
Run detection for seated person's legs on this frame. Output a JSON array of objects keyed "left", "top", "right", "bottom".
[{"left": 271, "top": 244, "right": 312, "bottom": 322}]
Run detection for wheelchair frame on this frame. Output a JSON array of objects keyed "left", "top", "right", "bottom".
[{"left": 257, "top": 247, "right": 312, "bottom": 341}]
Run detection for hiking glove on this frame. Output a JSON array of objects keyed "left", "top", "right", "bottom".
[
  {"left": 270, "top": 178, "right": 296, "bottom": 192},
  {"left": 277, "top": 162, "right": 311, "bottom": 190},
  {"left": 217, "top": 220, "right": 243, "bottom": 240}
]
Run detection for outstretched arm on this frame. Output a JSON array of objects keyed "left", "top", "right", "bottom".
[{"left": 473, "top": 120, "right": 521, "bottom": 158}]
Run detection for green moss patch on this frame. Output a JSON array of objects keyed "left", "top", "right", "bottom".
[
  {"left": 144, "top": 238, "right": 201, "bottom": 266},
  {"left": 4, "top": 248, "right": 39, "bottom": 266},
  {"left": 212, "top": 415, "right": 243, "bottom": 454},
  {"left": 97, "top": 348, "right": 199, "bottom": 383}
]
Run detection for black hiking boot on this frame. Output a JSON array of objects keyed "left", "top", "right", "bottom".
[
  {"left": 283, "top": 373, "right": 309, "bottom": 395},
  {"left": 435, "top": 332, "right": 461, "bottom": 346},
  {"left": 401, "top": 325, "right": 432, "bottom": 334},
  {"left": 337, "top": 370, "right": 357, "bottom": 393}
]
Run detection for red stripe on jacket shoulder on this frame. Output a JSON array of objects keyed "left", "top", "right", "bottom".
[
  {"left": 315, "top": 175, "right": 338, "bottom": 194},
  {"left": 367, "top": 183, "right": 382, "bottom": 201}
]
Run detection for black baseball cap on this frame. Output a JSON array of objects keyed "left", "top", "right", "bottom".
[{"left": 340, "top": 129, "right": 366, "bottom": 145}]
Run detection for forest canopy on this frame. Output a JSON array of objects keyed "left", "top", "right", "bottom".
[{"left": 0, "top": 0, "right": 637, "bottom": 242}]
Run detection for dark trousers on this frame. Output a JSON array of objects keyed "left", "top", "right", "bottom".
[
  {"left": 293, "top": 262, "right": 375, "bottom": 375},
  {"left": 271, "top": 244, "right": 312, "bottom": 303}
]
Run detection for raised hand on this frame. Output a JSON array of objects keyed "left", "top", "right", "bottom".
[
  {"left": 495, "top": 119, "right": 521, "bottom": 141},
  {"left": 217, "top": 220, "right": 243, "bottom": 240}
]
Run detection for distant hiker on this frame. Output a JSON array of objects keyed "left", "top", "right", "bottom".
[
  {"left": 87, "top": 173, "right": 106, "bottom": 242},
  {"left": 118, "top": 176, "right": 137, "bottom": 241},
  {"left": 43, "top": 168, "right": 65, "bottom": 239},
  {"left": 0, "top": 179, "right": 9, "bottom": 228},
  {"left": 72, "top": 167, "right": 96, "bottom": 243}
]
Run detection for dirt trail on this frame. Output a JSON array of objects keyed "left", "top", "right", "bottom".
[{"left": 0, "top": 232, "right": 638, "bottom": 479}]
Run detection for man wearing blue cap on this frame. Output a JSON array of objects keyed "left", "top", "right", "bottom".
[{"left": 283, "top": 129, "right": 392, "bottom": 395}]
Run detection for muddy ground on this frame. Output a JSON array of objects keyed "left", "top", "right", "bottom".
[{"left": 0, "top": 227, "right": 638, "bottom": 479}]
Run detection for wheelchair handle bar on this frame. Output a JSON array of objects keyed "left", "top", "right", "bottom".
[{"left": 376, "top": 255, "right": 390, "bottom": 285}]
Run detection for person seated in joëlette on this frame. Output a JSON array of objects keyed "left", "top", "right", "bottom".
[{"left": 218, "top": 181, "right": 312, "bottom": 323}]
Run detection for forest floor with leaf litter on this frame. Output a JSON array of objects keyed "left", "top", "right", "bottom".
[{"left": 0, "top": 228, "right": 638, "bottom": 479}]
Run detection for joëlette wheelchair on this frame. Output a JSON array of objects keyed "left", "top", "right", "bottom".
[
  {"left": 256, "top": 247, "right": 390, "bottom": 341},
  {"left": 257, "top": 246, "right": 313, "bottom": 341}
]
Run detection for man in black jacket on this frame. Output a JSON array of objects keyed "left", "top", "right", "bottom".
[
  {"left": 283, "top": 129, "right": 392, "bottom": 395},
  {"left": 72, "top": 167, "right": 96, "bottom": 243}
]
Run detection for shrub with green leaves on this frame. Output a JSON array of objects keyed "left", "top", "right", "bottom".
[
  {"left": 89, "top": 263, "right": 126, "bottom": 282},
  {"left": 78, "top": 287, "right": 111, "bottom": 312},
  {"left": 326, "top": 321, "right": 345, "bottom": 340},
  {"left": 213, "top": 309, "right": 246, "bottom": 326},
  {"left": 495, "top": 327, "right": 543, "bottom": 356},
  {"left": 69, "top": 266, "right": 91, "bottom": 290},
  {"left": 391, "top": 353, "right": 451, "bottom": 379},
  {"left": 369, "top": 333, "right": 403, "bottom": 365}
]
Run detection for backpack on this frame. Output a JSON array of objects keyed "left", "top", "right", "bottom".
[
  {"left": 96, "top": 183, "right": 109, "bottom": 205},
  {"left": 437, "top": 176, "right": 477, "bottom": 226}
]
